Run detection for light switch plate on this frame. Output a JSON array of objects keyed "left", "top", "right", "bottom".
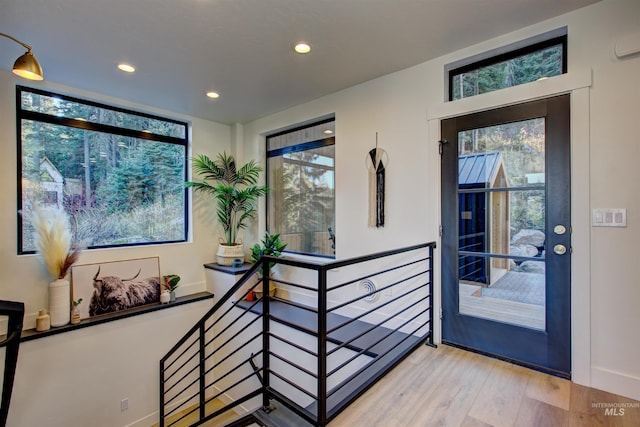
[{"left": 592, "top": 208, "right": 627, "bottom": 227}]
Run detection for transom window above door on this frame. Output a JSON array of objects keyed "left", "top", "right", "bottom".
[{"left": 448, "top": 30, "right": 567, "bottom": 101}]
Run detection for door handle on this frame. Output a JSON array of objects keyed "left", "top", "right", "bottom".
[{"left": 553, "top": 244, "right": 567, "bottom": 255}]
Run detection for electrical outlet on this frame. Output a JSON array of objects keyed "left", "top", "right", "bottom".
[{"left": 121, "top": 398, "right": 129, "bottom": 412}]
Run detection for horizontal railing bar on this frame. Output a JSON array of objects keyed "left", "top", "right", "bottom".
[
  {"left": 161, "top": 242, "right": 436, "bottom": 427},
  {"left": 203, "top": 296, "right": 263, "bottom": 342},
  {"left": 326, "top": 294, "right": 428, "bottom": 360},
  {"left": 328, "top": 269, "right": 428, "bottom": 312},
  {"left": 269, "top": 314, "right": 318, "bottom": 337},
  {"left": 261, "top": 242, "right": 436, "bottom": 275},
  {"left": 327, "top": 308, "right": 430, "bottom": 399},
  {"left": 271, "top": 296, "right": 319, "bottom": 314},
  {"left": 325, "top": 324, "right": 431, "bottom": 423},
  {"left": 163, "top": 359, "right": 202, "bottom": 398},
  {"left": 269, "top": 277, "right": 318, "bottom": 292},
  {"left": 268, "top": 369, "right": 318, "bottom": 400},
  {"left": 327, "top": 256, "right": 428, "bottom": 293},
  {"left": 162, "top": 334, "right": 199, "bottom": 374},
  {"left": 321, "top": 242, "right": 435, "bottom": 271},
  {"left": 270, "top": 350, "right": 318, "bottom": 379},
  {"left": 204, "top": 313, "right": 262, "bottom": 360},
  {"left": 205, "top": 370, "right": 261, "bottom": 404},
  {"left": 164, "top": 386, "right": 200, "bottom": 419},
  {"left": 269, "top": 332, "right": 319, "bottom": 357},
  {"left": 204, "top": 354, "right": 263, "bottom": 394},
  {"left": 162, "top": 337, "right": 200, "bottom": 384},
  {"left": 205, "top": 334, "right": 263, "bottom": 377},
  {"left": 161, "top": 262, "right": 262, "bottom": 363},
  {"left": 326, "top": 283, "right": 426, "bottom": 335},
  {"left": 327, "top": 305, "right": 429, "bottom": 378},
  {"left": 165, "top": 349, "right": 262, "bottom": 409}
]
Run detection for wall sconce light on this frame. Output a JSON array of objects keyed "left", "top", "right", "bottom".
[{"left": 0, "top": 32, "right": 44, "bottom": 80}]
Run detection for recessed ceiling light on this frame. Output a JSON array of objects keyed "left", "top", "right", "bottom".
[
  {"left": 324, "top": 130, "right": 334, "bottom": 135},
  {"left": 206, "top": 91, "right": 220, "bottom": 99},
  {"left": 117, "top": 63, "right": 135, "bottom": 73},
  {"left": 294, "top": 42, "right": 311, "bottom": 54}
]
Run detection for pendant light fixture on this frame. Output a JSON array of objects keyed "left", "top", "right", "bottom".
[{"left": 1, "top": 32, "right": 44, "bottom": 81}]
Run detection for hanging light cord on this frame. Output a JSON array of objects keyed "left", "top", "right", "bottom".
[{"left": 0, "top": 32, "right": 33, "bottom": 52}]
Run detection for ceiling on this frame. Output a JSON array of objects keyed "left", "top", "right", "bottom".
[{"left": 1, "top": 0, "right": 600, "bottom": 125}]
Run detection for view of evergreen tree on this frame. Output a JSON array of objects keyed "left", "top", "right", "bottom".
[
  {"left": 280, "top": 150, "right": 335, "bottom": 254},
  {"left": 19, "top": 88, "right": 187, "bottom": 253},
  {"left": 266, "top": 119, "right": 335, "bottom": 257},
  {"left": 452, "top": 44, "right": 563, "bottom": 100}
]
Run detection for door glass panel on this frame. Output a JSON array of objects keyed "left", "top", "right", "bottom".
[{"left": 458, "top": 118, "right": 546, "bottom": 330}]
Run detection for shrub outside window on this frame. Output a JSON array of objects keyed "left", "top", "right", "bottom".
[
  {"left": 18, "top": 86, "right": 188, "bottom": 253},
  {"left": 267, "top": 118, "right": 335, "bottom": 257}
]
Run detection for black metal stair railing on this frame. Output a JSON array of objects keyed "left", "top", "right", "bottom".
[
  {"left": 159, "top": 242, "right": 436, "bottom": 427},
  {"left": 0, "top": 300, "right": 25, "bottom": 427}
]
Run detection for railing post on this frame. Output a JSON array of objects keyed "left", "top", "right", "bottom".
[
  {"left": 427, "top": 243, "right": 436, "bottom": 347},
  {"left": 262, "top": 258, "right": 271, "bottom": 410},
  {"left": 317, "top": 268, "right": 327, "bottom": 426},
  {"left": 199, "top": 323, "right": 206, "bottom": 421},
  {"left": 159, "top": 360, "right": 165, "bottom": 427}
]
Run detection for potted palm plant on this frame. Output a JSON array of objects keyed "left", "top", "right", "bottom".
[
  {"left": 185, "top": 152, "right": 269, "bottom": 265},
  {"left": 250, "top": 231, "right": 287, "bottom": 298}
]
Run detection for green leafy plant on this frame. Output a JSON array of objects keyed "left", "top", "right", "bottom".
[
  {"left": 250, "top": 232, "right": 287, "bottom": 275},
  {"left": 185, "top": 152, "right": 269, "bottom": 245},
  {"left": 72, "top": 298, "right": 83, "bottom": 308},
  {"left": 163, "top": 274, "right": 181, "bottom": 292}
]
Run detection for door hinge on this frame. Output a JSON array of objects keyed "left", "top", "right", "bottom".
[
  {"left": 438, "top": 139, "right": 449, "bottom": 156},
  {"left": 439, "top": 225, "right": 443, "bottom": 237}
]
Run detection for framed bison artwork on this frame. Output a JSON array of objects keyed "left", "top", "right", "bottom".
[{"left": 71, "top": 257, "right": 161, "bottom": 319}]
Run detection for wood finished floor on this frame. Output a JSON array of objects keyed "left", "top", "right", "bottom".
[
  {"left": 154, "top": 344, "right": 639, "bottom": 427},
  {"left": 329, "top": 345, "right": 640, "bottom": 427}
]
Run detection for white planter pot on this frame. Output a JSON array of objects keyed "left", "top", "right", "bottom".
[
  {"left": 49, "top": 278, "right": 70, "bottom": 327},
  {"left": 216, "top": 243, "right": 244, "bottom": 266}
]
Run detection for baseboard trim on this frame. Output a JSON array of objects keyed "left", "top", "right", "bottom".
[{"left": 591, "top": 366, "right": 640, "bottom": 401}]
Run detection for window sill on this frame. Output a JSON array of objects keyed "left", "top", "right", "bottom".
[{"left": 19, "top": 292, "right": 214, "bottom": 342}]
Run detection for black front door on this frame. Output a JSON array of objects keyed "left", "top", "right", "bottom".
[{"left": 441, "top": 95, "right": 571, "bottom": 377}]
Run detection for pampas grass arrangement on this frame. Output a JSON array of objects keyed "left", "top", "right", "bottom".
[{"left": 31, "top": 205, "right": 82, "bottom": 280}]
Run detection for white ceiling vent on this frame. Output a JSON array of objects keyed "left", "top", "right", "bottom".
[{"left": 615, "top": 32, "right": 640, "bottom": 58}]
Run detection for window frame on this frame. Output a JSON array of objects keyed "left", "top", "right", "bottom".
[
  {"left": 448, "top": 34, "right": 567, "bottom": 101},
  {"left": 266, "top": 117, "right": 336, "bottom": 259},
  {"left": 16, "top": 85, "right": 189, "bottom": 254}
]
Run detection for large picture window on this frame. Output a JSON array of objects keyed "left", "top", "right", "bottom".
[
  {"left": 267, "top": 118, "right": 335, "bottom": 257},
  {"left": 18, "top": 86, "right": 188, "bottom": 254}
]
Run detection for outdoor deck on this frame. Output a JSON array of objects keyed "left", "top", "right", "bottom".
[{"left": 459, "top": 270, "right": 545, "bottom": 329}]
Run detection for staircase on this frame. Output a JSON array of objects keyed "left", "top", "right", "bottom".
[{"left": 159, "top": 242, "right": 436, "bottom": 427}]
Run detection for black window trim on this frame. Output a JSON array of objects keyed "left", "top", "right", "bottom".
[
  {"left": 448, "top": 34, "right": 568, "bottom": 101},
  {"left": 16, "top": 85, "right": 190, "bottom": 254}
]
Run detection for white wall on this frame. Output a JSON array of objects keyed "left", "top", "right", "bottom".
[
  {"left": 1, "top": 0, "right": 638, "bottom": 425},
  {"left": 242, "top": 0, "right": 640, "bottom": 401},
  {"left": 0, "top": 71, "right": 231, "bottom": 426}
]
